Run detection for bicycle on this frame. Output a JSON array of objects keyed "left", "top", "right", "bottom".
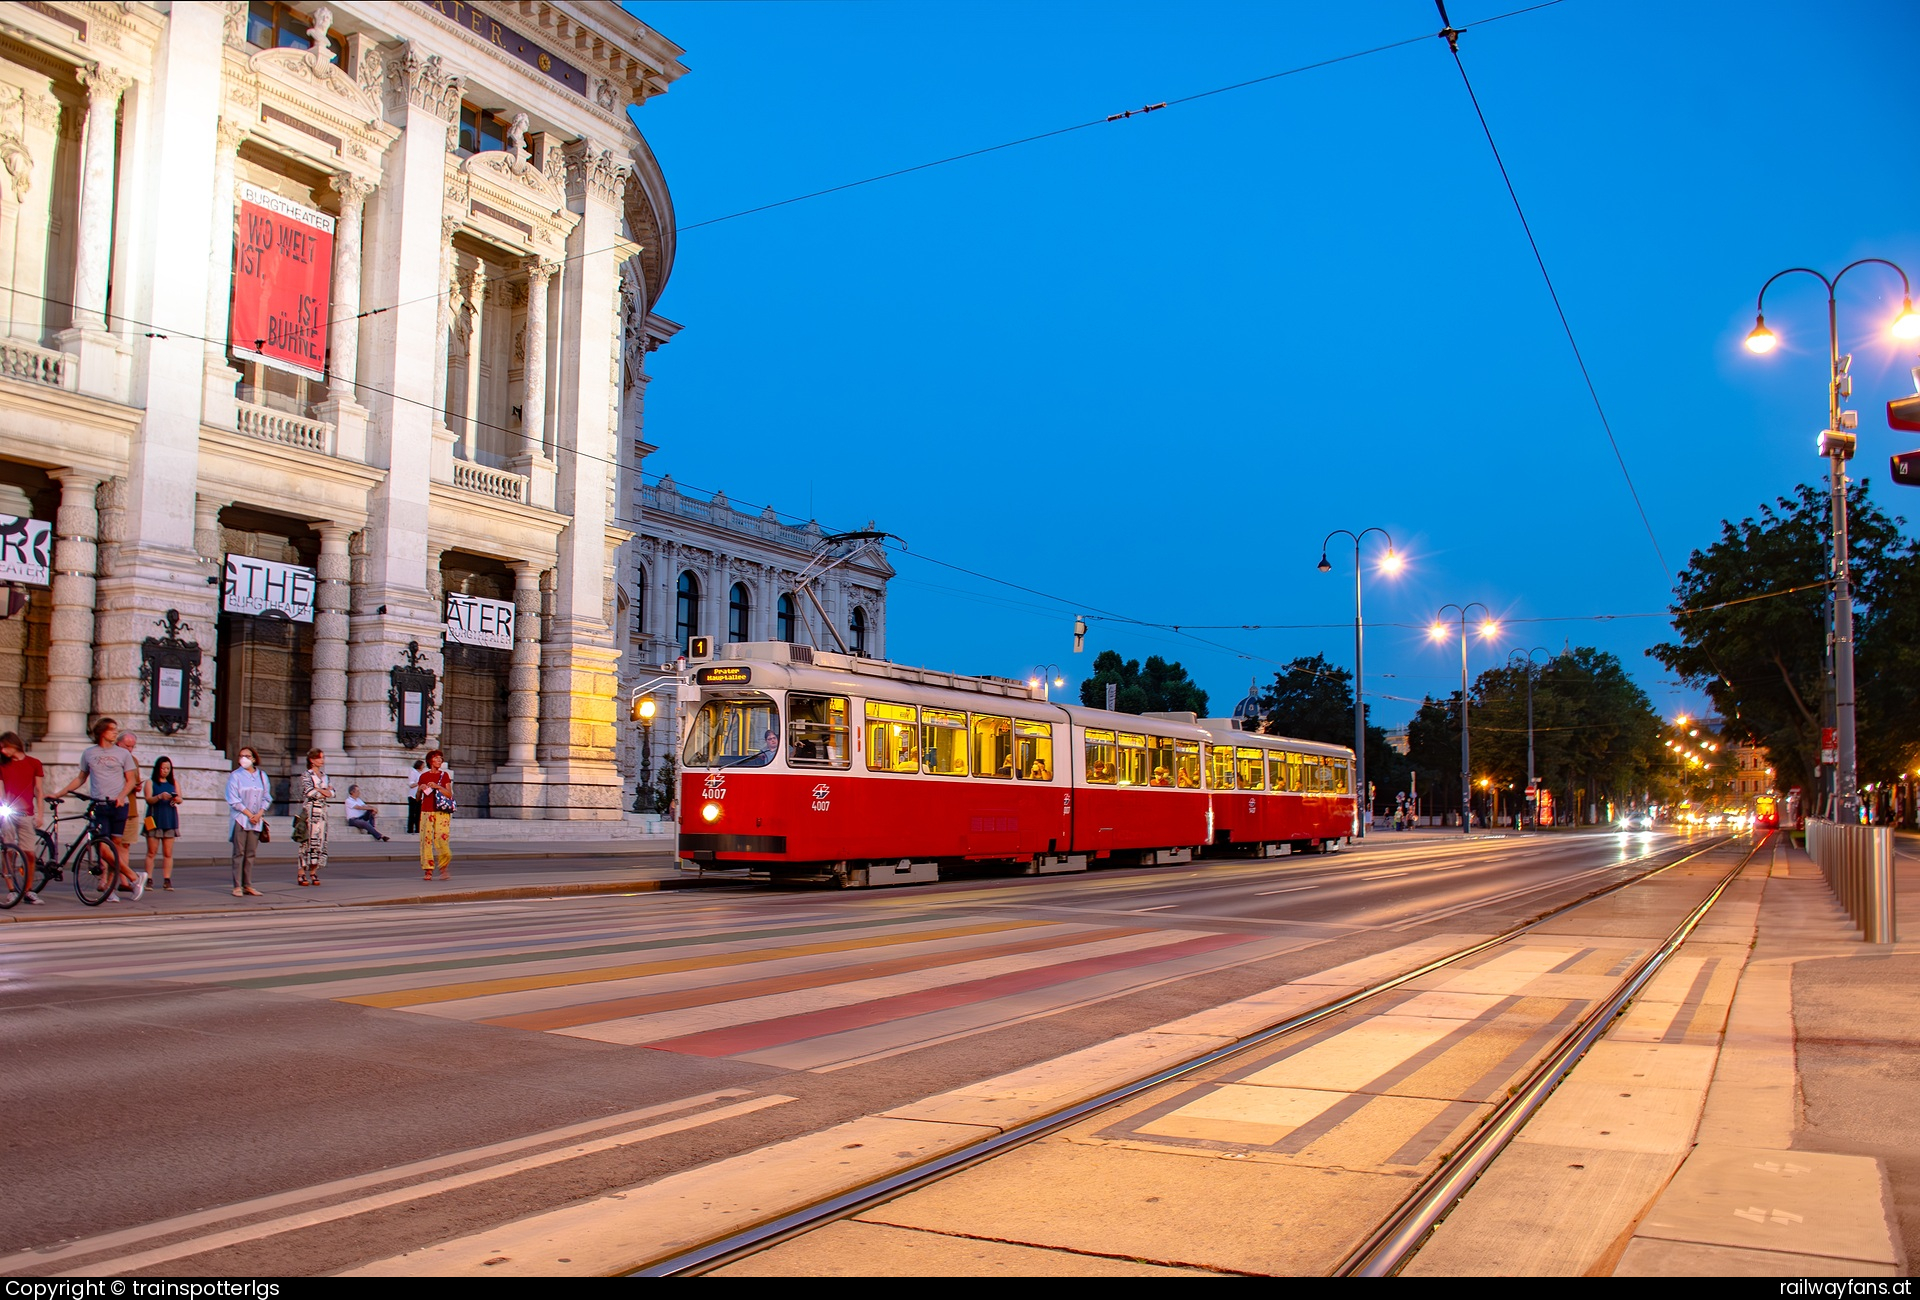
[{"left": 4, "top": 796, "right": 127, "bottom": 907}]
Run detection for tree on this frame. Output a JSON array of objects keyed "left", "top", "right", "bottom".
[
  {"left": 1079, "top": 650, "right": 1209, "bottom": 715},
  {"left": 1651, "top": 481, "right": 1916, "bottom": 806}
]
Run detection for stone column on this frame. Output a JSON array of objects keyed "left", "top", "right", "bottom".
[
  {"left": 325, "top": 174, "right": 375, "bottom": 403},
  {"left": 491, "top": 559, "right": 545, "bottom": 819},
  {"left": 512, "top": 259, "right": 558, "bottom": 487},
  {"left": 310, "top": 524, "right": 352, "bottom": 755},
  {"left": 43, "top": 471, "right": 102, "bottom": 757},
  {"left": 432, "top": 217, "right": 456, "bottom": 432},
  {"left": 202, "top": 116, "right": 245, "bottom": 426},
  {"left": 69, "top": 64, "right": 129, "bottom": 331},
  {"left": 459, "top": 260, "right": 486, "bottom": 462}
]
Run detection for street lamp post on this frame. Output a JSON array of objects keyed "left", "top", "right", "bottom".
[
  {"left": 1745, "top": 260, "right": 1920, "bottom": 820},
  {"left": 1319, "top": 529, "right": 1401, "bottom": 839},
  {"left": 1508, "top": 647, "right": 1549, "bottom": 828},
  {"left": 1432, "top": 603, "right": 1497, "bottom": 834},
  {"left": 1028, "top": 663, "right": 1065, "bottom": 702}
]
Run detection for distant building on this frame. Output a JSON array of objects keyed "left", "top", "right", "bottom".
[{"left": 620, "top": 459, "right": 892, "bottom": 799}]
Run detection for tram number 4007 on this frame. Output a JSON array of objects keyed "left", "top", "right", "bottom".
[{"left": 811, "top": 783, "right": 832, "bottom": 812}]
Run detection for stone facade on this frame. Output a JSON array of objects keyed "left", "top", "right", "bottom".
[{"left": 0, "top": 1, "right": 688, "bottom": 829}]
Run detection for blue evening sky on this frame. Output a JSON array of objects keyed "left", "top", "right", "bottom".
[{"left": 624, "top": 0, "right": 1920, "bottom": 731}]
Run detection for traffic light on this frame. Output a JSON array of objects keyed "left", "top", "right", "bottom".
[
  {"left": 1892, "top": 449, "right": 1920, "bottom": 488},
  {"left": 1073, "top": 617, "right": 1086, "bottom": 653},
  {"left": 1890, "top": 393, "right": 1920, "bottom": 432}
]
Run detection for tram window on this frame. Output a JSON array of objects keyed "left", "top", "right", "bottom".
[
  {"left": 1115, "top": 732, "right": 1148, "bottom": 787},
  {"left": 1309, "top": 757, "right": 1336, "bottom": 793},
  {"left": 1149, "top": 737, "right": 1176, "bottom": 787},
  {"left": 1085, "top": 728, "right": 1117, "bottom": 785},
  {"left": 681, "top": 694, "right": 779, "bottom": 769},
  {"left": 921, "top": 708, "right": 970, "bottom": 775},
  {"left": 1236, "top": 747, "right": 1266, "bottom": 791},
  {"left": 1014, "top": 720, "right": 1054, "bottom": 780},
  {"left": 864, "top": 700, "right": 919, "bottom": 774},
  {"left": 1284, "top": 753, "right": 1304, "bottom": 792},
  {"left": 1332, "top": 760, "right": 1352, "bottom": 794},
  {"left": 1268, "top": 750, "right": 1287, "bottom": 792},
  {"left": 1207, "top": 744, "right": 1235, "bottom": 790},
  {"left": 973, "top": 714, "right": 1014, "bottom": 779},
  {"left": 1174, "top": 740, "right": 1201, "bottom": 789},
  {"left": 789, "top": 694, "right": 850, "bottom": 768}
]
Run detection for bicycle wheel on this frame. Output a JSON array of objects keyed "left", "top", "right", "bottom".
[
  {"left": 72, "top": 840, "right": 114, "bottom": 906},
  {"left": 0, "top": 843, "right": 26, "bottom": 908}
]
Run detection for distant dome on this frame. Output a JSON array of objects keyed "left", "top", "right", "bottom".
[{"left": 1230, "top": 677, "right": 1263, "bottom": 731}]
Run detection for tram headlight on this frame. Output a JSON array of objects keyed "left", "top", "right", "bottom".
[{"left": 701, "top": 802, "right": 721, "bottom": 823}]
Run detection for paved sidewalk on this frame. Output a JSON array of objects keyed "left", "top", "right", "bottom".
[{"left": 3, "top": 832, "right": 733, "bottom": 921}]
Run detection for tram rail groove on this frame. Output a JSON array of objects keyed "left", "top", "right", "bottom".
[
  {"left": 636, "top": 834, "right": 1737, "bottom": 1278},
  {"left": 1336, "top": 829, "right": 1773, "bottom": 1276}
]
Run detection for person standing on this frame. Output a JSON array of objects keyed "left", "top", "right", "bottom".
[
  {"left": 405, "top": 760, "right": 423, "bottom": 835},
  {"left": 226, "top": 745, "right": 269, "bottom": 898},
  {"left": 115, "top": 730, "right": 142, "bottom": 877},
  {"left": 298, "top": 749, "right": 333, "bottom": 886},
  {"left": 0, "top": 732, "right": 46, "bottom": 904},
  {"left": 417, "top": 749, "right": 453, "bottom": 880},
  {"left": 53, "top": 718, "right": 141, "bottom": 901},
  {"left": 142, "top": 756, "right": 183, "bottom": 891}
]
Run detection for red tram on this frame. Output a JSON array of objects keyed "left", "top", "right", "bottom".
[{"left": 675, "top": 642, "right": 1356, "bottom": 887}]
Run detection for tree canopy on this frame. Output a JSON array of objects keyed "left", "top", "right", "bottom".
[
  {"left": 1402, "top": 647, "right": 1667, "bottom": 824},
  {"left": 1650, "top": 481, "right": 1920, "bottom": 797},
  {"left": 1079, "top": 650, "right": 1209, "bottom": 716}
]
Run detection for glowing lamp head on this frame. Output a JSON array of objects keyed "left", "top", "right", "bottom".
[
  {"left": 1053, "top": 676, "right": 1064, "bottom": 688},
  {"left": 1379, "top": 549, "right": 1403, "bottom": 575},
  {"left": 1479, "top": 619, "right": 1499, "bottom": 638},
  {"left": 637, "top": 697, "right": 656, "bottom": 721},
  {"left": 1894, "top": 296, "right": 1920, "bottom": 341},
  {"left": 700, "top": 801, "right": 721, "bottom": 823},
  {"left": 1028, "top": 678, "right": 1041, "bottom": 690},
  {"left": 1745, "top": 314, "right": 1777, "bottom": 354},
  {"left": 1429, "top": 623, "right": 1449, "bottom": 642}
]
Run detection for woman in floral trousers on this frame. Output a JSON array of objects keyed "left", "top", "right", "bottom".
[{"left": 417, "top": 749, "right": 453, "bottom": 879}]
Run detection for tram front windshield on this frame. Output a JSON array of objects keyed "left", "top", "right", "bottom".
[{"left": 682, "top": 693, "right": 780, "bottom": 768}]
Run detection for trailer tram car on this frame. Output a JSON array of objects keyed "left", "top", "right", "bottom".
[{"left": 675, "top": 642, "right": 1357, "bottom": 887}]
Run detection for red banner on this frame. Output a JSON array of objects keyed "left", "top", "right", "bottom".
[{"left": 230, "top": 182, "right": 335, "bottom": 382}]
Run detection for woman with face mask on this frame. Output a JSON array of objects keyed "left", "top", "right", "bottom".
[{"left": 226, "top": 746, "right": 269, "bottom": 897}]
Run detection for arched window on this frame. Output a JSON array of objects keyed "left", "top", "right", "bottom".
[
  {"left": 849, "top": 605, "right": 868, "bottom": 656},
  {"left": 776, "top": 593, "right": 796, "bottom": 643},
  {"left": 633, "top": 563, "right": 647, "bottom": 638},
  {"left": 676, "top": 571, "right": 700, "bottom": 652},
  {"left": 728, "top": 583, "right": 750, "bottom": 643}
]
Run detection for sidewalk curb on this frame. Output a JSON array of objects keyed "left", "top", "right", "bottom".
[{"left": 0, "top": 874, "right": 739, "bottom": 922}]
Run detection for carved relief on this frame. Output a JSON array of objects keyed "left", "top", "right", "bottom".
[
  {"left": 384, "top": 45, "right": 465, "bottom": 122},
  {"left": 22, "top": 92, "right": 57, "bottom": 130},
  {"left": 0, "top": 131, "right": 32, "bottom": 201},
  {"left": 563, "top": 141, "right": 630, "bottom": 207},
  {"left": 76, "top": 64, "right": 131, "bottom": 109},
  {"left": 222, "top": 0, "right": 248, "bottom": 47}
]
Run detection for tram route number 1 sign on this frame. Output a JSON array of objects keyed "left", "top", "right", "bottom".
[
  {"left": 223, "top": 555, "right": 316, "bottom": 622},
  {"left": 230, "top": 182, "right": 336, "bottom": 383},
  {"left": 445, "top": 593, "right": 514, "bottom": 650},
  {"left": 0, "top": 513, "right": 52, "bottom": 585}
]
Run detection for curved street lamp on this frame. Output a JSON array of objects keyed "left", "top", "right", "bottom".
[
  {"left": 1744, "top": 258, "right": 1920, "bottom": 821},
  {"left": 1431, "top": 603, "right": 1498, "bottom": 834},
  {"left": 1508, "top": 646, "right": 1550, "bottom": 829},
  {"left": 1027, "top": 662, "right": 1065, "bottom": 702},
  {"left": 1319, "top": 528, "right": 1400, "bottom": 837}
]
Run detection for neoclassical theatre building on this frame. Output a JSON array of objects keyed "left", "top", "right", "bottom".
[{"left": 0, "top": 0, "right": 688, "bottom": 826}]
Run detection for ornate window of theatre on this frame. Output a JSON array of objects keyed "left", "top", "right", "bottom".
[
  {"left": 0, "top": 1, "right": 690, "bottom": 827},
  {"left": 776, "top": 592, "right": 797, "bottom": 643},
  {"left": 728, "top": 582, "right": 750, "bottom": 644},
  {"left": 675, "top": 571, "right": 699, "bottom": 653}
]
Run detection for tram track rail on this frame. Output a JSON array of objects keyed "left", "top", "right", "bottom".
[{"left": 635, "top": 832, "right": 1750, "bottom": 1277}]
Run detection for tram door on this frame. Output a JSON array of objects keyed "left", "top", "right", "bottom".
[
  {"left": 440, "top": 642, "right": 508, "bottom": 818},
  {"left": 212, "top": 613, "right": 312, "bottom": 814}
]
